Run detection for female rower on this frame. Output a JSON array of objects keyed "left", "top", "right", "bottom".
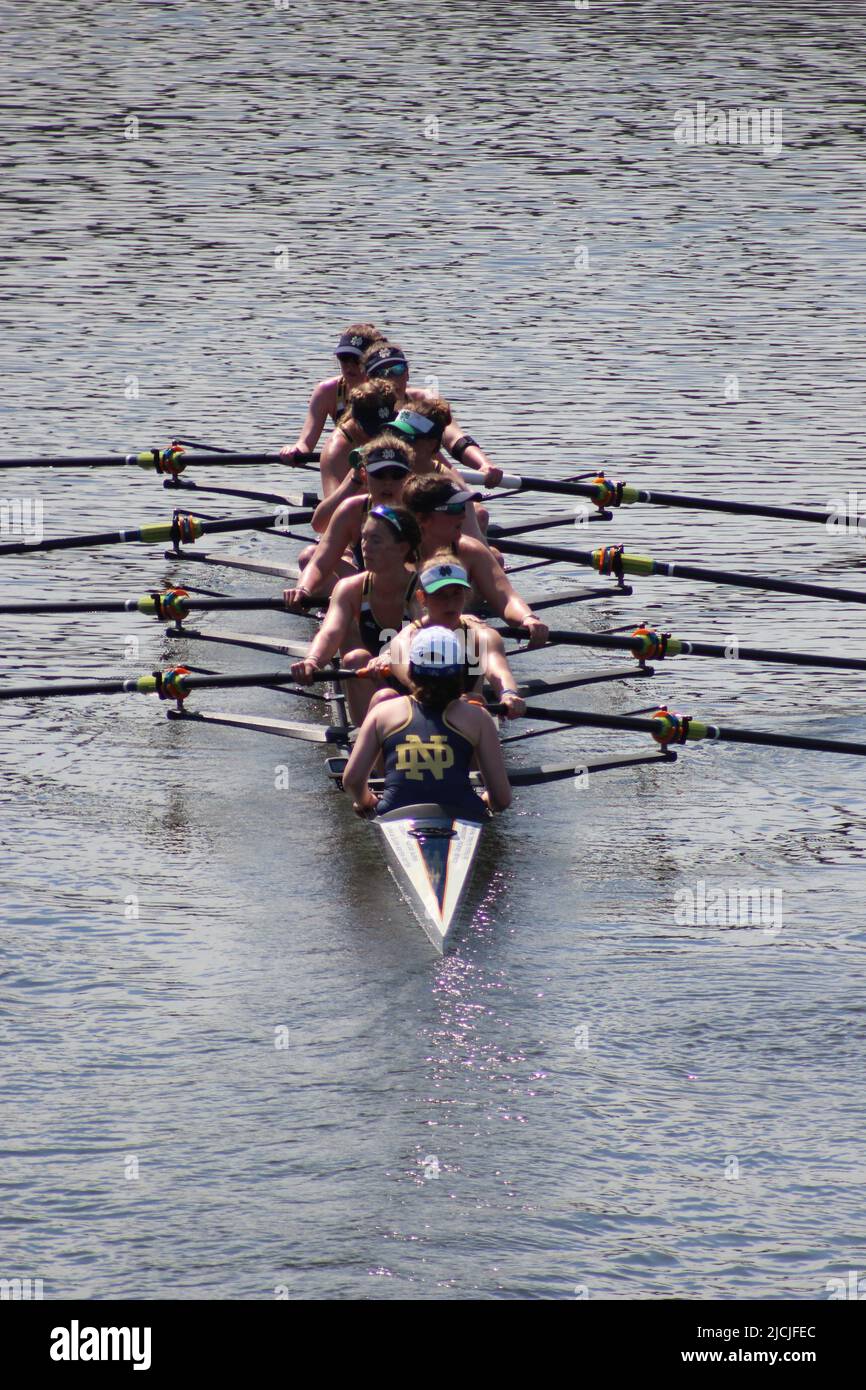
[
  {"left": 368, "top": 550, "right": 526, "bottom": 719},
  {"left": 362, "top": 342, "right": 503, "bottom": 488},
  {"left": 280, "top": 322, "right": 384, "bottom": 461},
  {"left": 316, "top": 378, "right": 399, "bottom": 500},
  {"left": 289, "top": 504, "right": 422, "bottom": 726},
  {"left": 385, "top": 399, "right": 491, "bottom": 541},
  {"left": 314, "top": 396, "right": 490, "bottom": 540},
  {"left": 403, "top": 474, "right": 550, "bottom": 649},
  {"left": 342, "top": 625, "right": 512, "bottom": 820},
  {"left": 283, "top": 437, "right": 414, "bottom": 608}
]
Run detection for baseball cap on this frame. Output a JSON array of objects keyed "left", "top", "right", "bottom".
[
  {"left": 408, "top": 625, "right": 464, "bottom": 675},
  {"left": 419, "top": 560, "right": 471, "bottom": 594}
]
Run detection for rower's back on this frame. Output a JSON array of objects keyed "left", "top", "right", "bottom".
[{"left": 376, "top": 695, "right": 486, "bottom": 821}]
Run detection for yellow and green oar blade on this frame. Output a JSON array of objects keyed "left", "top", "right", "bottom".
[{"left": 494, "top": 537, "right": 866, "bottom": 607}]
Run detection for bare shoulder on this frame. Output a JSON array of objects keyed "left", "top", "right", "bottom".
[
  {"left": 456, "top": 534, "right": 488, "bottom": 566},
  {"left": 447, "top": 697, "right": 490, "bottom": 741},
  {"left": 312, "top": 375, "right": 341, "bottom": 401},
  {"left": 325, "top": 423, "right": 353, "bottom": 455},
  {"left": 375, "top": 693, "right": 411, "bottom": 733},
  {"left": 336, "top": 494, "right": 365, "bottom": 523},
  {"left": 332, "top": 571, "right": 364, "bottom": 604}
]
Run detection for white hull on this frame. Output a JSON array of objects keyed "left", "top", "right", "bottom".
[{"left": 375, "top": 804, "right": 486, "bottom": 953}]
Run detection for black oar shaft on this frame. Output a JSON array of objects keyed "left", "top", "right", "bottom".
[
  {"left": 495, "top": 537, "right": 866, "bottom": 606},
  {"left": 0, "top": 596, "right": 279, "bottom": 616},
  {"left": 511, "top": 705, "right": 866, "bottom": 757},
  {"left": 614, "top": 487, "right": 834, "bottom": 527},
  {"left": 0, "top": 451, "right": 319, "bottom": 469},
  {"left": 0, "top": 666, "right": 354, "bottom": 701},
  {"left": 0, "top": 508, "right": 312, "bottom": 558},
  {"left": 0, "top": 676, "right": 147, "bottom": 699},
  {"left": 498, "top": 625, "right": 866, "bottom": 673},
  {"left": 503, "top": 475, "right": 844, "bottom": 526}
]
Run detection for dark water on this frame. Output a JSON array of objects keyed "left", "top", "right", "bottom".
[{"left": 1, "top": 1, "right": 865, "bottom": 1300}]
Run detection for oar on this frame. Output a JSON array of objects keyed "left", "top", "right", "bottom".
[
  {"left": 0, "top": 507, "right": 314, "bottom": 558},
  {"left": 495, "top": 623, "right": 866, "bottom": 674},
  {"left": 459, "top": 468, "right": 860, "bottom": 528},
  {"left": 0, "top": 666, "right": 357, "bottom": 703},
  {"left": 491, "top": 703, "right": 866, "bottom": 759},
  {"left": 0, "top": 448, "right": 319, "bottom": 471},
  {"left": 161, "top": 478, "right": 321, "bottom": 509},
  {"left": 0, "top": 590, "right": 322, "bottom": 617},
  {"left": 494, "top": 537, "right": 866, "bottom": 607}
]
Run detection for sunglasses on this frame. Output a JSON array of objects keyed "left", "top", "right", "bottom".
[
  {"left": 371, "top": 362, "right": 407, "bottom": 378},
  {"left": 336, "top": 353, "right": 361, "bottom": 365},
  {"left": 369, "top": 466, "right": 410, "bottom": 481},
  {"left": 432, "top": 500, "right": 468, "bottom": 515}
]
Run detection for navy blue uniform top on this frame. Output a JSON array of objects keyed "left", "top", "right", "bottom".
[
  {"left": 358, "top": 571, "right": 418, "bottom": 657},
  {"left": 375, "top": 697, "right": 485, "bottom": 820}
]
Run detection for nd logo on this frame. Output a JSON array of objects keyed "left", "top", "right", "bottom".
[{"left": 395, "top": 734, "right": 454, "bottom": 781}]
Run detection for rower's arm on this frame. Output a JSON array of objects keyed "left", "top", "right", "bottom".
[
  {"left": 465, "top": 542, "right": 549, "bottom": 649},
  {"left": 474, "top": 709, "right": 512, "bottom": 812},
  {"left": 305, "top": 578, "right": 355, "bottom": 668},
  {"left": 476, "top": 626, "right": 511, "bottom": 695},
  {"left": 468, "top": 542, "right": 528, "bottom": 626},
  {"left": 368, "top": 624, "right": 412, "bottom": 684},
  {"left": 312, "top": 470, "right": 362, "bottom": 533},
  {"left": 473, "top": 624, "right": 525, "bottom": 716},
  {"left": 342, "top": 709, "right": 383, "bottom": 811},
  {"left": 298, "top": 507, "right": 358, "bottom": 597},
  {"left": 441, "top": 420, "right": 502, "bottom": 487},
  {"left": 286, "top": 379, "right": 335, "bottom": 455},
  {"left": 319, "top": 428, "right": 352, "bottom": 498}
]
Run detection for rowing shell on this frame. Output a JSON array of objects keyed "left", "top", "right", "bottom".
[
  {"left": 322, "top": 658, "right": 488, "bottom": 951},
  {"left": 375, "top": 802, "right": 488, "bottom": 953}
]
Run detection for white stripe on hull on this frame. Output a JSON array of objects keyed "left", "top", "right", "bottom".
[{"left": 375, "top": 806, "right": 485, "bottom": 952}]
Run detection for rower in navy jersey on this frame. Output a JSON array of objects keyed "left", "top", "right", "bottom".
[
  {"left": 363, "top": 550, "right": 526, "bottom": 719},
  {"left": 290, "top": 504, "right": 423, "bottom": 727},
  {"left": 360, "top": 341, "right": 504, "bottom": 489},
  {"left": 283, "top": 437, "right": 413, "bottom": 607},
  {"left": 342, "top": 626, "right": 512, "bottom": 820},
  {"left": 280, "top": 322, "right": 384, "bottom": 462}
]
